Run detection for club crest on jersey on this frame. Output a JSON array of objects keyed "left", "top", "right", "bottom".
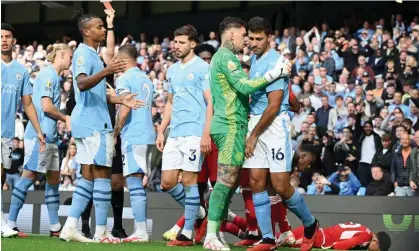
[
  {"left": 15, "top": 73, "right": 22, "bottom": 80},
  {"left": 227, "top": 61, "right": 237, "bottom": 71},
  {"left": 188, "top": 73, "right": 195, "bottom": 80},
  {"left": 77, "top": 56, "right": 85, "bottom": 67}
]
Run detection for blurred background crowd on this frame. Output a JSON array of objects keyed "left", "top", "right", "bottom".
[{"left": 3, "top": 11, "right": 419, "bottom": 197}]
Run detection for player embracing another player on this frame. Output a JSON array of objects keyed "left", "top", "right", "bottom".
[
  {"left": 156, "top": 25, "right": 212, "bottom": 246},
  {"left": 203, "top": 17, "right": 291, "bottom": 251},
  {"left": 59, "top": 9, "right": 143, "bottom": 243}
]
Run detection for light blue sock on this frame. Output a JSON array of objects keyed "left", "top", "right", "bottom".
[
  {"left": 285, "top": 189, "right": 315, "bottom": 227},
  {"left": 93, "top": 178, "right": 111, "bottom": 226},
  {"left": 183, "top": 184, "right": 200, "bottom": 232},
  {"left": 126, "top": 176, "right": 147, "bottom": 223},
  {"left": 253, "top": 190, "right": 274, "bottom": 239},
  {"left": 9, "top": 177, "right": 33, "bottom": 222},
  {"left": 45, "top": 184, "right": 60, "bottom": 225},
  {"left": 69, "top": 178, "right": 93, "bottom": 219},
  {"left": 168, "top": 183, "right": 185, "bottom": 207}
]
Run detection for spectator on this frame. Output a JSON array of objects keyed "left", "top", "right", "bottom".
[
  {"left": 5, "top": 137, "right": 24, "bottom": 190},
  {"left": 354, "top": 114, "right": 383, "bottom": 187},
  {"left": 366, "top": 165, "right": 394, "bottom": 196},
  {"left": 372, "top": 77, "right": 385, "bottom": 99},
  {"left": 297, "top": 81, "right": 313, "bottom": 101},
  {"left": 391, "top": 133, "right": 418, "bottom": 196},
  {"left": 373, "top": 116, "right": 385, "bottom": 137},
  {"left": 309, "top": 85, "right": 323, "bottom": 110},
  {"left": 206, "top": 31, "right": 219, "bottom": 49},
  {"left": 316, "top": 96, "right": 332, "bottom": 135},
  {"left": 388, "top": 92, "right": 411, "bottom": 118},
  {"left": 368, "top": 47, "right": 385, "bottom": 76},
  {"left": 307, "top": 53, "right": 321, "bottom": 73},
  {"left": 328, "top": 95, "right": 348, "bottom": 131},
  {"left": 372, "top": 134, "right": 393, "bottom": 174},
  {"left": 328, "top": 166, "right": 361, "bottom": 196},
  {"left": 334, "top": 127, "right": 358, "bottom": 171}
]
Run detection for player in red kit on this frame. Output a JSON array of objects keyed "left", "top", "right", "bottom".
[{"left": 280, "top": 222, "right": 391, "bottom": 251}]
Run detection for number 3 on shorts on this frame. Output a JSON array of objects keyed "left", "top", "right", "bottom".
[
  {"left": 189, "top": 149, "right": 197, "bottom": 161},
  {"left": 271, "top": 148, "right": 284, "bottom": 161}
]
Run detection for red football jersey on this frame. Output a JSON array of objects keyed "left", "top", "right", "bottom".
[{"left": 321, "top": 222, "right": 373, "bottom": 249}]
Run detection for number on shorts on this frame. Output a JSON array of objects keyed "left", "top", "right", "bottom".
[
  {"left": 189, "top": 149, "right": 197, "bottom": 161},
  {"left": 143, "top": 83, "right": 151, "bottom": 107},
  {"left": 8, "top": 147, "right": 12, "bottom": 158},
  {"left": 122, "top": 155, "right": 126, "bottom": 166},
  {"left": 271, "top": 148, "right": 284, "bottom": 161}
]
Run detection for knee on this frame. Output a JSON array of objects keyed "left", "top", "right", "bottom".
[
  {"left": 111, "top": 174, "right": 124, "bottom": 191},
  {"left": 249, "top": 176, "right": 266, "bottom": 193},
  {"left": 181, "top": 173, "right": 198, "bottom": 187},
  {"left": 272, "top": 181, "right": 289, "bottom": 196},
  {"left": 161, "top": 178, "right": 177, "bottom": 191}
]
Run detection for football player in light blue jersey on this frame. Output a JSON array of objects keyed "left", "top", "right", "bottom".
[
  {"left": 155, "top": 25, "right": 212, "bottom": 246},
  {"left": 1, "top": 23, "right": 45, "bottom": 238},
  {"left": 242, "top": 17, "right": 319, "bottom": 251},
  {"left": 60, "top": 9, "right": 143, "bottom": 244},
  {"left": 7, "top": 44, "right": 72, "bottom": 238},
  {"left": 112, "top": 44, "right": 155, "bottom": 243}
]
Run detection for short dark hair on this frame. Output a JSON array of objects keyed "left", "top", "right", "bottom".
[
  {"left": 174, "top": 25, "right": 198, "bottom": 42},
  {"left": 247, "top": 16, "right": 273, "bottom": 36},
  {"left": 219, "top": 17, "right": 246, "bottom": 35},
  {"left": 118, "top": 44, "right": 137, "bottom": 60},
  {"left": 1, "top": 23, "right": 15, "bottom": 38},
  {"left": 71, "top": 9, "right": 99, "bottom": 33},
  {"left": 13, "top": 137, "right": 19, "bottom": 141},
  {"left": 194, "top": 43, "right": 216, "bottom": 56},
  {"left": 381, "top": 133, "right": 391, "bottom": 141}
]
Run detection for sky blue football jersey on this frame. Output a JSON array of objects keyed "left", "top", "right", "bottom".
[
  {"left": 25, "top": 65, "right": 61, "bottom": 143},
  {"left": 116, "top": 67, "right": 156, "bottom": 145},
  {"left": 71, "top": 43, "right": 112, "bottom": 138},
  {"left": 1, "top": 60, "right": 32, "bottom": 138},
  {"left": 249, "top": 49, "right": 290, "bottom": 115},
  {"left": 166, "top": 56, "right": 210, "bottom": 138}
]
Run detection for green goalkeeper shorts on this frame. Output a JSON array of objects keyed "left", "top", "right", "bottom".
[{"left": 211, "top": 130, "right": 246, "bottom": 167}]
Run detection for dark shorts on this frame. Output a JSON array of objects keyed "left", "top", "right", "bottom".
[{"left": 112, "top": 136, "right": 123, "bottom": 175}]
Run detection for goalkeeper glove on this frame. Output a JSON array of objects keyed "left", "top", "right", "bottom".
[{"left": 264, "top": 57, "right": 291, "bottom": 83}]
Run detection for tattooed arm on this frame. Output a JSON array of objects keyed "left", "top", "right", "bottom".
[{"left": 113, "top": 96, "right": 131, "bottom": 143}]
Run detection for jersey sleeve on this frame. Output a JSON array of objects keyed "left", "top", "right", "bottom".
[
  {"left": 219, "top": 52, "right": 270, "bottom": 95},
  {"left": 21, "top": 70, "right": 32, "bottom": 96},
  {"left": 201, "top": 64, "right": 210, "bottom": 91},
  {"left": 115, "top": 77, "right": 131, "bottom": 96},
  {"left": 167, "top": 67, "right": 174, "bottom": 94},
  {"left": 73, "top": 50, "right": 93, "bottom": 78},
  {"left": 39, "top": 72, "right": 55, "bottom": 99},
  {"left": 332, "top": 232, "right": 372, "bottom": 250}
]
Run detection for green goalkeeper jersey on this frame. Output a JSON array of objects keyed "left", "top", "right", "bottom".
[{"left": 209, "top": 47, "right": 271, "bottom": 134}]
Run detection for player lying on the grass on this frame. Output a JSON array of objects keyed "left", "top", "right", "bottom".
[
  {"left": 7, "top": 43, "right": 72, "bottom": 238},
  {"left": 113, "top": 44, "right": 155, "bottom": 243},
  {"left": 204, "top": 16, "right": 291, "bottom": 251},
  {"left": 280, "top": 222, "right": 391, "bottom": 251},
  {"left": 156, "top": 24, "right": 211, "bottom": 247},
  {"left": 1, "top": 23, "right": 46, "bottom": 238}
]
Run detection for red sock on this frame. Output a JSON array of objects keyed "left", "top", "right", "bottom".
[
  {"left": 220, "top": 221, "right": 241, "bottom": 237},
  {"left": 232, "top": 215, "right": 247, "bottom": 231},
  {"left": 278, "top": 202, "right": 291, "bottom": 233},
  {"left": 176, "top": 215, "right": 185, "bottom": 228},
  {"left": 242, "top": 189, "right": 258, "bottom": 231}
]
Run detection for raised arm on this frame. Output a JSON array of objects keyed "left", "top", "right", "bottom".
[{"left": 102, "top": 9, "right": 116, "bottom": 65}]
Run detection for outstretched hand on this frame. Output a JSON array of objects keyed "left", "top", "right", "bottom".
[{"left": 122, "top": 93, "right": 144, "bottom": 109}]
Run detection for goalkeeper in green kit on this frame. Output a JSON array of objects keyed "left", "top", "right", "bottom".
[{"left": 203, "top": 17, "right": 291, "bottom": 251}]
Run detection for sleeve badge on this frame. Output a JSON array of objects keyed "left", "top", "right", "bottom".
[{"left": 227, "top": 60, "right": 237, "bottom": 71}]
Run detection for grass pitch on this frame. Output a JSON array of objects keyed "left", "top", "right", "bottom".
[{"left": 1, "top": 235, "right": 357, "bottom": 251}]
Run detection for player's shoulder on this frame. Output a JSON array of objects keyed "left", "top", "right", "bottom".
[
  {"left": 193, "top": 56, "right": 210, "bottom": 71},
  {"left": 9, "top": 60, "right": 27, "bottom": 73},
  {"left": 267, "top": 49, "right": 280, "bottom": 62},
  {"left": 167, "top": 61, "right": 180, "bottom": 72}
]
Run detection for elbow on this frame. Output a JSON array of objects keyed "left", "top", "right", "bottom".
[{"left": 77, "top": 82, "right": 88, "bottom": 92}]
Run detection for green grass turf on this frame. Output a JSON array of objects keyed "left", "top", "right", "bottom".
[{"left": 1, "top": 235, "right": 335, "bottom": 251}]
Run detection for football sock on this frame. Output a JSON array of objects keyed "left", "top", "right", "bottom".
[
  {"left": 284, "top": 189, "right": 315, "bottom": 227},
  {"left": 68, "top": 178, "right": 93, "bottom": 227},
  {"left": 45, "top": 184, "right": 60, "bottom": 228},
  {"left": 126, "top": 176, "right": 147, "bottom": 225},
  {"left": 111, "top": 189, "right": 124, "bottom": 229},
  {"left": 168, "top": 183, "right": 186, "bottom": 207},
  {"left": 93, "top": 178, "right": 112, "bottom": 228},
  {"left": 253, "top": 190, "right": 274, "bottom": 239},
  {"left": 8, "top": 177, "right": 32, "bottom": 222},
  {"left": 182, "top": 184, "right": 200, "bottom": 239}
]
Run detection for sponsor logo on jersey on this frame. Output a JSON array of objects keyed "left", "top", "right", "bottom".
[{"left": 77, "top": 56, "right": 85, "bottom": 67}]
